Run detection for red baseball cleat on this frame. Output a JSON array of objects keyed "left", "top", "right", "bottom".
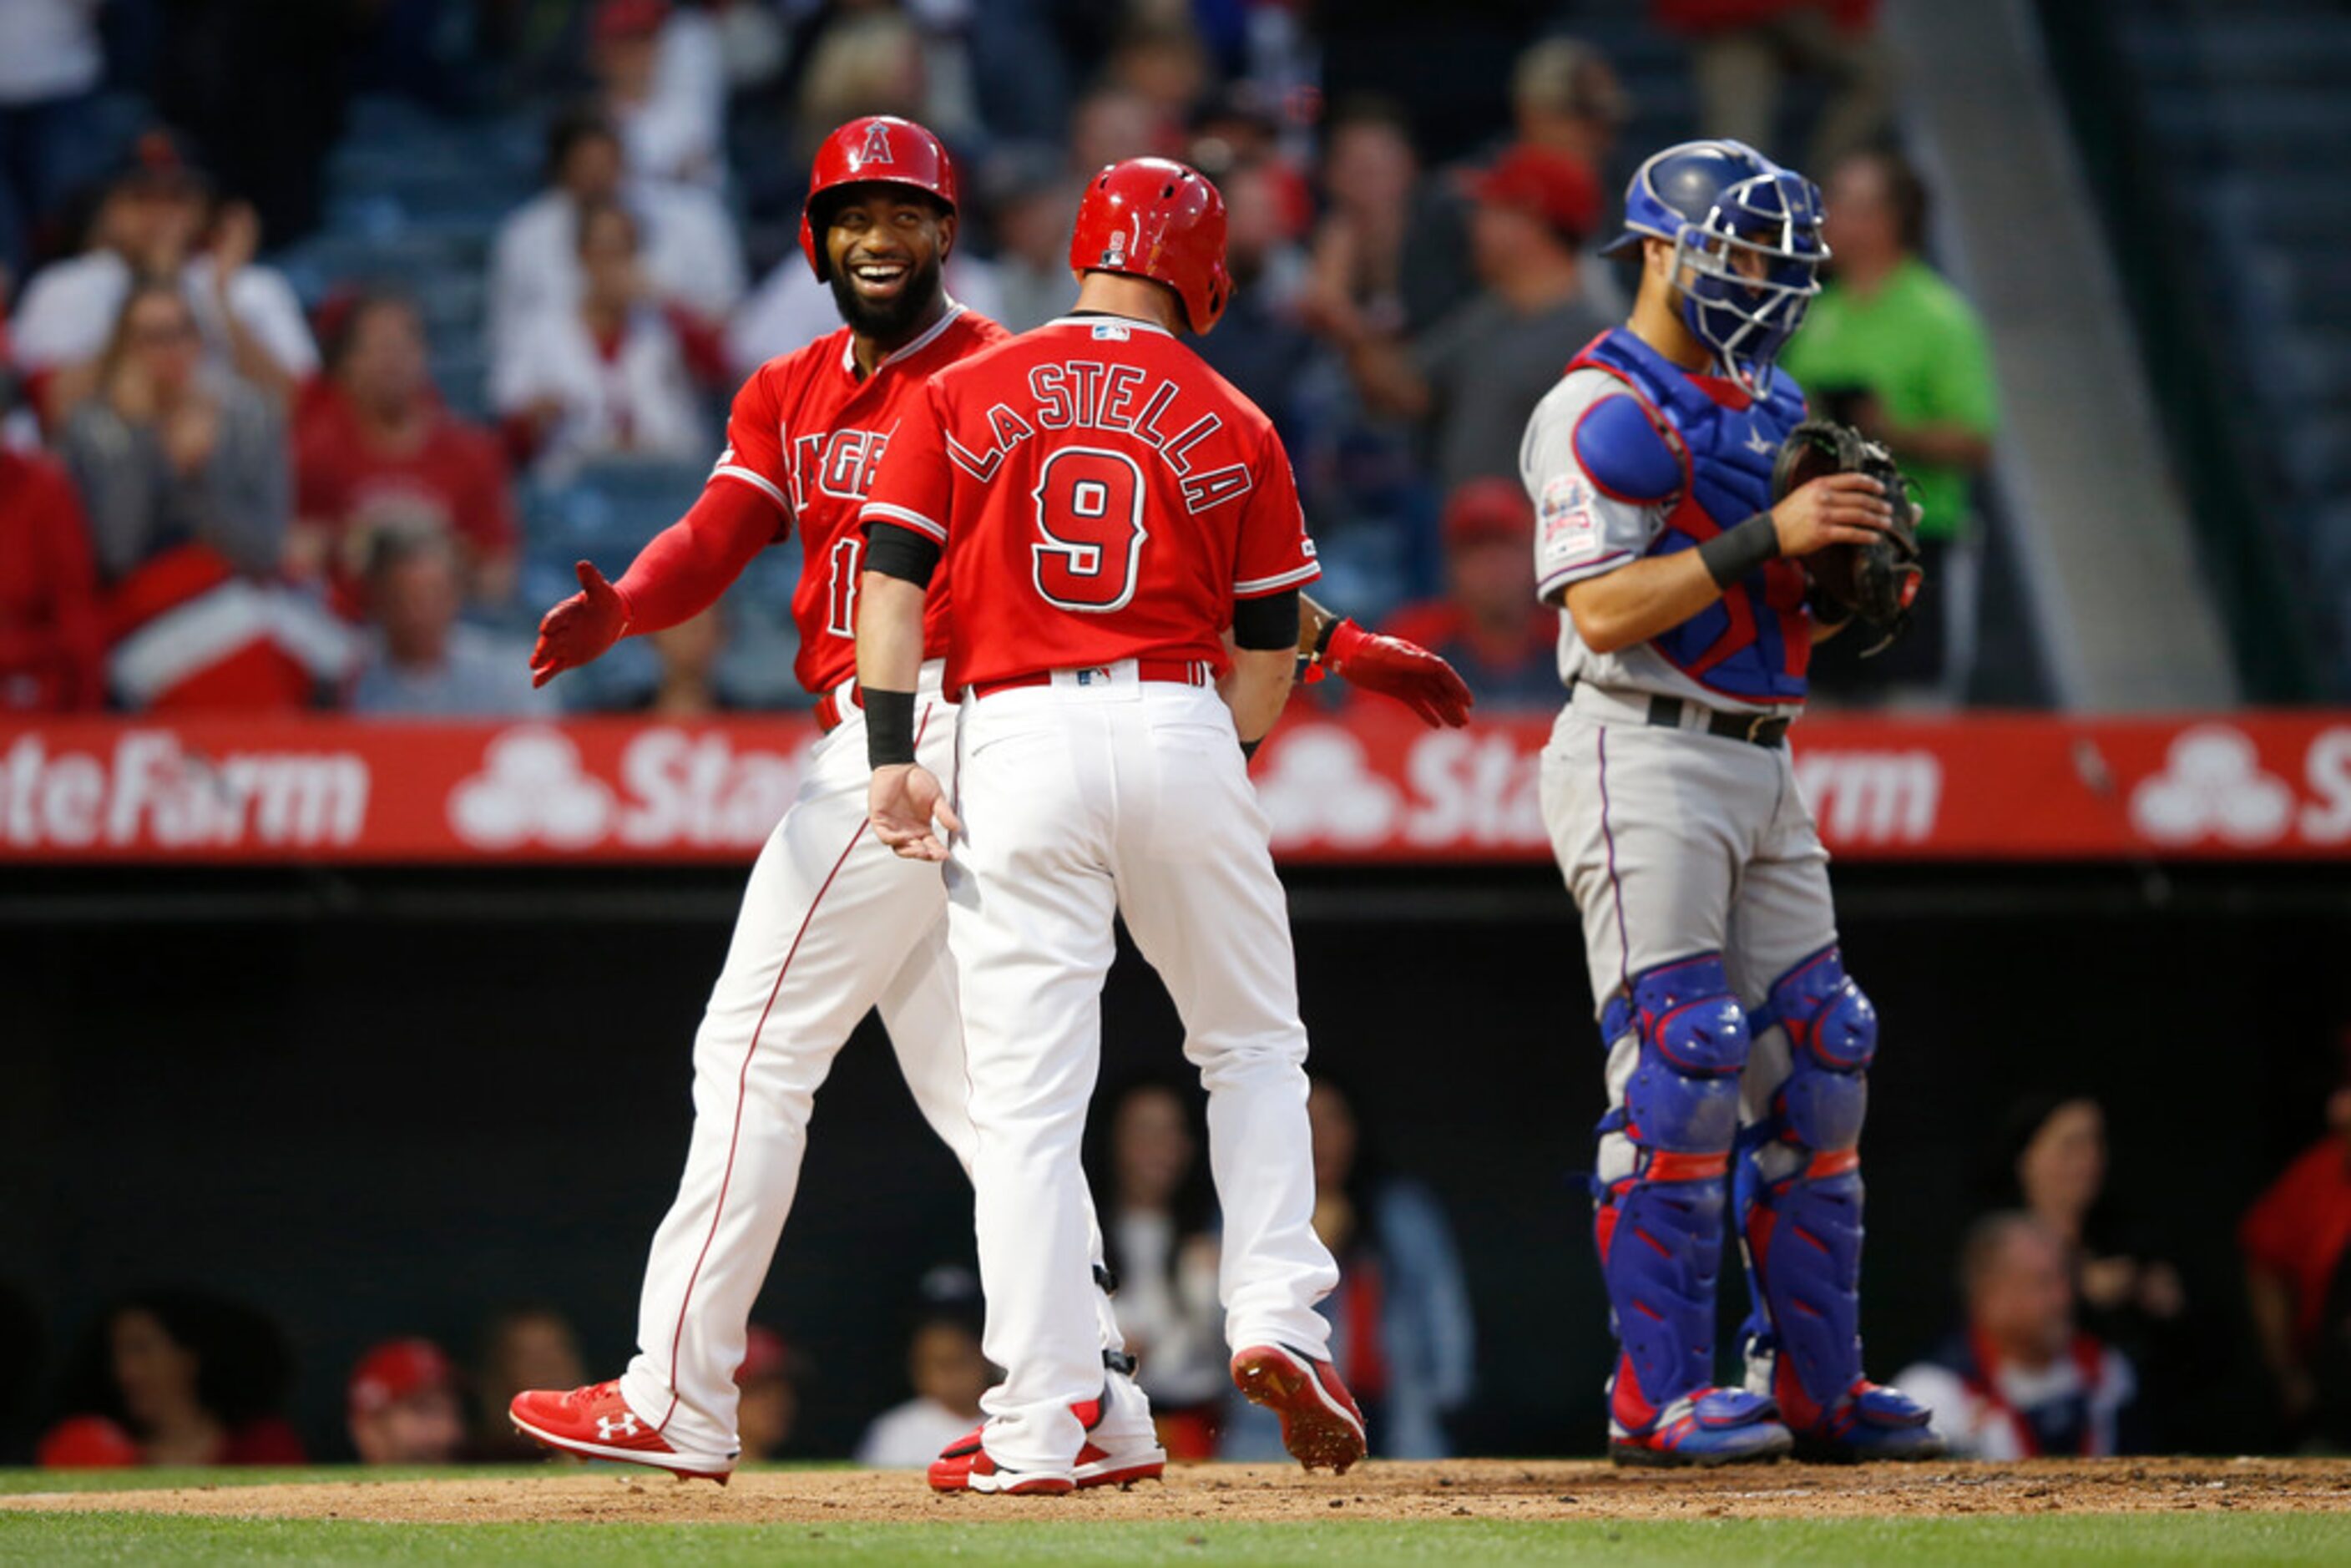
[
  {"left": 508, "top": 1381, "right": 736, "bottom": 1482},
  {"left": 925, "top": 1440, "right": 1077, "bottom": 1496},
  {"left": 1230, "top": 1344, "right": 1368, "bottom": 1474},
  {"left": 929, "top": 1389, "right": 1165, "bottom": 1493}
]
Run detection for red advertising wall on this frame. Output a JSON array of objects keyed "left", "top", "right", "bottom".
[{"left": 3, "top": 710, "right": 2348, "bottom": 863}]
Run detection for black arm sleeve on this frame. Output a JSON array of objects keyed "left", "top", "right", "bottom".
[
  {"left": 862, "top": 520, "right": 943, "bottom": 586},
  {"left": 1231, "top": 589, "right": 1302, "bottom": 651}
]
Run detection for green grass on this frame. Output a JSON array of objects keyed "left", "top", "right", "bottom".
[{"left": 3, "top": 1511, "right": 2348, "bottom": 1565}]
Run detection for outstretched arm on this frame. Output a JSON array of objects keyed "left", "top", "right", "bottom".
[{"left": 529, "top": 479, "right": 781, "bottom": 686}]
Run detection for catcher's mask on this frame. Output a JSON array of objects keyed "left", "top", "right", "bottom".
[{"left": 1605, "top": 139, "right": 1828, "bottom": 397}]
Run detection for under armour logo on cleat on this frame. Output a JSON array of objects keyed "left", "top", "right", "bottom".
[{"left": 597, "top": 1414, "right": 640, "bottom": 1439}]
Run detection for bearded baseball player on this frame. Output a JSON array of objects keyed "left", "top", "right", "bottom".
[
  {"left": 508, "top": 120, "right": 1462, "bottom": 1485},
  {"left": 857, "top": 157, "right": 1367, "bottom": 1495},
  {"left": 1522, "top": 139, "right": 1944, "bottom": 1467}
]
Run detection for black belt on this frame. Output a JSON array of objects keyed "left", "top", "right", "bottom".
[{"left": 1646, "top": 694, "right": 1790, "bottom": 749}]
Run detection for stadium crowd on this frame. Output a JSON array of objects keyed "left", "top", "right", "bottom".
[{"left": 1, "top": 0, "right": 1996, "bottom": 722}]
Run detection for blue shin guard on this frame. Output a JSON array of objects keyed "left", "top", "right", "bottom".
[
  {"left": 1595, "top": 957, "right": 1791, "bottom": 1464},
  {"left": 1737, "top": 947, "right": 1939, "bottom": 1460}
]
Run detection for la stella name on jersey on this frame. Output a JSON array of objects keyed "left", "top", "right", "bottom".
[{"left": 943, "top": 359, "right": 1257, "bottom": 516}]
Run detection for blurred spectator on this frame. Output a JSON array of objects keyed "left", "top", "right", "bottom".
[
  {"left": 0, "top": 443, "right": 106, "bottom": 711},
  {"left": 1379, "top": 479, "right": 1558, "bottom": 711},
  {"left": 347, "top": 1338, "right": 465, "bottom": 1465},
  {"left": 1780, "top": 149, "right": 1996, "bottom": 706},
  {"left": 594, "top": 0, "right": 727, "bottom": 193},
  {"left": 0, "top": 0, "right": 109, "bottom": 281},
  {"left": 856, "top": 1270, "right": 991, "bottom": 1469},
  {"left": 1302, "top": 99, "right": 1419, "bottom": 346},
  {"left": 2242, "top": 1052, "right": 2351, "bottom": 1448},
  {"left": 977, "top": 146, "right": 1078, "bottom": 333},
  {"left": 58, "top": 281, "right": 346, "bottom": 711},
  {"left": 1068, "top": 83, "right": 1163, "bottom": 180},
  {"left": 1091, "top": 1078, "right": 1225, "bottom": 1459},
  {"left": 735, "top": 1324, "right": 801, "bottom": 1463},
  {"left": 1986, "top": 1093, "right": 2196, "bottom": 1447},
  {"left": 61, "top": 281, "right": 291, "bottom": 584},
  {"left": 1512, "top": 36, "right": 1631, "bottom": 175},
  {"left": 1331, "top": 143, "right": 1609, "bottom": 493},
  {"left": 619, "top": 604, "right": 730, "bottom": 718},
  {"left": 1101, "top": 19, "right": 1211, "bottom": 149},
  {"left": 1895, "top": 1213, "right": 2138, "bottom": 1459},
  {"left": 1191, "top": 159, "right": 1314, "bottom": 443},
  {"left": 11, "top": 136, "right": 317, "bottom": 423},
  {"left": 1226, "top": 1078, "right": 1473, "bottom": 1460},
  {"left": 791, "top": 8, "right": 930, "bottom": 169},
  {"left": 492, "top": 200, "right": 708, "bottom": 473},
  {"left": 1653, "top": 0, "right": 1892, "bottom": 172},
  {"left": 296, "top": 292, "right": 519, "bottom": 613},
  {"left": 488, "top": 109, "right": 744, "bottom": 372},
  {"left": 347, "top": 524, "right": 549, "bottom": 717},
  {"left": 471, "top": 1305, "right": 584, "bottom": 1462},
  {"left": 42, "top": 1290, "right": 306, "bottom": 1466},
  {"left": 1990, "top": 1096, "right": 2187, "bottom": 1353}
]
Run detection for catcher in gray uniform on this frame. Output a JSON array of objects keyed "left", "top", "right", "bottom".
[{"left": 1522, "top": 139, "right": 1943, "bottom": 1468}]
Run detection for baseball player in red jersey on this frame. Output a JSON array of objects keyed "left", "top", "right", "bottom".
[
  {"left": 507, "top": 122, "right": 1461, "bottom": 1486},
  {"left": 857, "top": 158, "right": 1368, "bottom": 1495}
]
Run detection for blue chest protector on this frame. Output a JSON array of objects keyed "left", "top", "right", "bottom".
[{"left": 1569, "top": 328, "right": 1812, "bottom": 704}]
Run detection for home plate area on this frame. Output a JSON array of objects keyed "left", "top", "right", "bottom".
[{"left": 5, "top": 1459, "right": 2348, "bottom": 1526}]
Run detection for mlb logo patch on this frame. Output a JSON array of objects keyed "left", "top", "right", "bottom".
[
  {"left": 1540, "top": 473, "right": 1600, "bottom": 558},
  {"left": 1090, "top": 322, "right": 1132, "bottom": 341}
]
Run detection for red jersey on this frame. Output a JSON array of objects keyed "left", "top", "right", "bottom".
[
  {"left": 859, "top": 314, "right": 1319, "bottom": 693},
  {"left": 711, "top": 304, "right": 1006, "bottom": 695}
]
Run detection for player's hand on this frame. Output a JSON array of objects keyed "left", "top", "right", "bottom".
[
  {"left": 1324, "top": 619, "right": 1475, "bottom": 728},
  {"left": 870, "top": 763, "right": 962, "bottom": 862},
  {"left": 529, "top": 560, "right": 630, "bottom": 688},
  {"left": 1770, "top": 473, "right": 1894, "bottom": 560}
]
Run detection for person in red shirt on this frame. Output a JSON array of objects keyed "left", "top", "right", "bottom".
[
  {"left": 1378, "top": 478, "right": 1562, "bottom": 711},
  {"left": 2242, "top": 1048, "right": 2351, "bottom": 1442},
  {"left": 294, "top": 292, "right": 519, "bottom": 611},
  {"left": 857, "top": 157, "right": 1371, "bottom": 1495},
  {"left": 0, "top": 447, "right": 107, "bottom": 711}
]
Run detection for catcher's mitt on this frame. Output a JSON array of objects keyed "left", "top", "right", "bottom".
[{"left": 1770, "top": 418, "right": 1924, "bottom": 657}]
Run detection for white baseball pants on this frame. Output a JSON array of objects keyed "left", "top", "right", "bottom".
[
  {"left": 948, "top": 665, "right": 1338, "bottom": 1473},
  {"left": 617, "top": 665, "right": 1129, "bottom": 1458}
]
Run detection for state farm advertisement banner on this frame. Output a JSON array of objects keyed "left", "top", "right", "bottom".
[{"left": 3, "top": 711, "right": 2350, "bottom": 865}]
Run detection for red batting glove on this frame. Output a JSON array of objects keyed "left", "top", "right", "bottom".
[
  {"left": 529, "top": 560, "right": 632, "bottom": 688},
  {"left": 1323, "top": 618, "right": 1474, "bottom": 728}
]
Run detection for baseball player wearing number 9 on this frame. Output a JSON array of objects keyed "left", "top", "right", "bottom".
[
  {"left": 506, "top": 120, "right": 1461, "bottom": 1489},
  {"left": 1521, "top": 139, "right": 1944, "bottom": 1467},
  {"left": 857, "top": 157, "right": 1368, "bottom": 1495}
]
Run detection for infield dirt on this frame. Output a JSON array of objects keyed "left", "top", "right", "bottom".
[{"left": 3, "top": 1457, "right": 2348, "bottom": 1525}]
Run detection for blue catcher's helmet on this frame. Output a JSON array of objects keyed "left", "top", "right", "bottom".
[{"left": 1601, "top": 139, "right": 1828, "bottom": 396}]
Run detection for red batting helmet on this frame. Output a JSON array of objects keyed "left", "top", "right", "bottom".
[
  {"left": 1068, "top": 158, "right": 1231, "bottom": 334},
  {"left": 799, "top": 115, "right": 960, "bottom": 281}
]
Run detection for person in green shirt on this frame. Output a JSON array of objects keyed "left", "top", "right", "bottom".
[{"left": 1782, "top": 148, "right": 1998, "bottom": 705}]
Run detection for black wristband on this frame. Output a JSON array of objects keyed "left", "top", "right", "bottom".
[
  {"left": 1312, "top": 611, "right": 1342, "bottom": 660},
  {"left": 1696, "top": 512, "right": 1781, "bottom": 589},
  {"left": 865, "top": 688, "right": 918, "bottom": 768}
]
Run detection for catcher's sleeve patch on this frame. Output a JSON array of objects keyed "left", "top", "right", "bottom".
[{"left": 1540, "top": 473, "right": 1601, "bottom": 560}]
